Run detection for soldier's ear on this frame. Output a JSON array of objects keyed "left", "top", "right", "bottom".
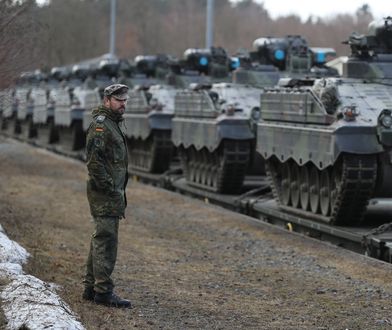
[{"left": 103, "top": 96, "right": 110, "bottom": 107}]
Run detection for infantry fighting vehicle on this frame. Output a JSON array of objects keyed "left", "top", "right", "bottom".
[
  {"left": 125, "top": 84, "right": 177, "bottom": 173},
  {"left": 4, "top": 71, "right": 42, "bottom": 137},
  {"left": 81, "top": 54, "right": 127, "bottom": 131},
  {"left": 171, "top": 36, "right": 336, "bottom": 194},
  {"left": 33, "top": 66, "right": 70, "bottom": 144},
  {"left": 172, "top": 82, "right": 263, "bottom": 193},
  {"left": 124, "top": 48, "right": 228, "bottom": 174},
  {"left": 256, "top": 17, "right": 392, "bottom": 225},
  {"left": 53, "top": 63, "right": 100, "bottom": 151},
  {"left": 0, "top": 88, "right": 15, "bottom": 133},
  {"left": 82, "top": 53, "right": 170, "bottom": 135}
]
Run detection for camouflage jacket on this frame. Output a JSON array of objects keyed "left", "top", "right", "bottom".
[{"left": 86, "top": 105, "right": 128, "bottom": 218}]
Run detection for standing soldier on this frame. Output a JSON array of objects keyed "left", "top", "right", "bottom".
[{"left": 82, "top": 83, "right": 131, "bottom": 308}]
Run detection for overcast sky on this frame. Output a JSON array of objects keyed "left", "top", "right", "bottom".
[
  {"left": 241, "top": 0, "right": 388, "bottom": 21},
  {"left": 34, "top": 0, "right": 389, "bottom": 22}
]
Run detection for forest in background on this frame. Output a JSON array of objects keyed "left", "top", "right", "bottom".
[{"left": 0, "top": 0, "right": 377, "bottom": 87}]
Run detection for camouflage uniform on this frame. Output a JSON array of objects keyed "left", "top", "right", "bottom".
[{"left": 84, "top": 105, "right": 128, "bottom": 294}]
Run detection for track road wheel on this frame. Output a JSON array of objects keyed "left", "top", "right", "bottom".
[
  {"left": 320, "top": 169, "right": 331, "bottom": 216},
  {"left": 330, "top": 163, "right": 342, "bottom": 214},
  {"left": 299, "top": 166, "right": 310, "bottom": 211},
  {"left": 309, "top": 166, "right": 320, "bottom": 214},
  {"left": 290, "top": 163, "right": 300, "bottom": 208}
]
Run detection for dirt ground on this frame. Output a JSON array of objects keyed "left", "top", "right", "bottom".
[{"left": 1, "top": 135, "right": 392, "bottom": 329}]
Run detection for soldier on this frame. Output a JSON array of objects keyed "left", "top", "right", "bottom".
[{"left": 82, "top": 83, "right": 131, "bottom": 308}]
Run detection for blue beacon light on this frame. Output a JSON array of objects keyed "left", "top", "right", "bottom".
[
  {"left": 316, "top": 52, "right": 326, "bottom": 63},
  {"left": 231, "top": 57, "right": 240, "bottom": 69},
  {"left": 274, "top": 49, "right": 285, "bottom": 61},
  {"left": 199, "top": 56, "right": 209, "bottom": 66}
]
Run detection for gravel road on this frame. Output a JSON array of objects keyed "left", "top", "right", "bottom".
[{"left": 1, "top": 136, "right": 392, "bottom": 329}]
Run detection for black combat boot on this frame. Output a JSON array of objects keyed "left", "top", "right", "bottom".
[
  {"left": 82, "top": 287, "right": 95, "bottom": 301},
  {"left": 94, "top": 292, "right": 132, "bottom": 308}
]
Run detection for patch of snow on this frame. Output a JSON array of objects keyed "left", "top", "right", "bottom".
[
  {"left": 0, "top": 224, "right": 85, "bottom": 329},
  {"left": 0, "top": 224, "right": 29, "bottom": 264},
  {"left": 0, "top": 262, "right": 23, "bottom": 277},
  {"left": 1, "top": 275, "right": 84, "bottom": 330}
]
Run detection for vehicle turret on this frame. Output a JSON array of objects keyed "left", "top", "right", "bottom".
[
  {"left": 343, "top": 16, "right": 392, "bottom": 79},
  {"left": 134, "top": 55, "right": 159, "bottom": 77},
  {"left": 251, "top": 35, "right": 337, "bottom": 76},
  {"left": 50, "top": 67, "right": 70, "bottom": 83},
  {"left": 182, "top": 47, "right": 230, "bottom": 78},
  {"left": 98, "top": 57, "right": 120, "bottom": 78},
  {"left": 71, "top": 64, "right": 91, "bottom": 82},
  {"left": 251, "top": 37, "right": 287, "bottom": 70}
]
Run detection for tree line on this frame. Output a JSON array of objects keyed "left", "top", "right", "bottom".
[{"left": 0, "top": 0, "right": 376, "bottom": 88}]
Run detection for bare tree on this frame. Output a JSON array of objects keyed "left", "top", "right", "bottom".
[
  {"left": 2, "top": 0, "right": 376, "bottom": 78},
  {"left": 0, "top": 0, "right": 43, "bottom": 88}
]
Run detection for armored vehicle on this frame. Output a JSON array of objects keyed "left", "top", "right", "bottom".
[
  {"left": 256, "top": 17, "right": 392, "bottom": 225},
  {"left": 124, "top": 48, "right": 227, "bottom": 174},
  {"left": 8, "top": 71, "right": 42, "bottom": 137},
  {"left": 53, "top": 64, "right": 100, "bottom": 151},
  {"left": 0, "top": 88, "right": 15, "bottom": 133},
  {"left": 33, "top": 66, "right": 70, "bottom": 145},
  {"left": 21, "top": 82, "right": 47, "bottom": 139},
  {"left": 125, "top": 84, "right": 177, "bottom": 173},
  {"left": 81, "top": 54, "right": 167, "bottom": 164},
  {"left": 172, "top": 82, "right": 263, "bottom": 193},
  {"left": 82, "top": 54, "right": 125, "bottom": 130},
  {"left": 83, "top": 53, "right": 171, "bottom": 134},
  {"left": 170, "top": 36, "right": 337, "bottom": 194}
]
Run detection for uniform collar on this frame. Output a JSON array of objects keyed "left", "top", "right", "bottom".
[{"left": 93, "top": 105, "right": 124, "bottom": 123}]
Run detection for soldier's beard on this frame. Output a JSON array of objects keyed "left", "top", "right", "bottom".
[{"left": 113, "top": 106, "right": 125, "bottom": 115}]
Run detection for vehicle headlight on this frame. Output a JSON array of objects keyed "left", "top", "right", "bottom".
[
  {"left": 380, "top": 110, "right": 392, "bottom": 128},
  {"left": 251, "top": 107, "right": 260, "bottom": 121}
]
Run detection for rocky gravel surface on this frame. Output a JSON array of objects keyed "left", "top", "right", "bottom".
[{"left": 1, "top": 135, "right": 392, "bottom": 329}]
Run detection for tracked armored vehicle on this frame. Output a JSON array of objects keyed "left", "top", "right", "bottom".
[
  {"left": 172, "top": 82, "right": 264, "bottom": 193},
  {"left": 0, "top": 88, "right": 15, "bottom": 133},
  {"left": 53, "top": 64, "right": 100, "bottom": 151},
  {"left": 82, "top": 54, "right": 125, "bottom": 130},
  {"left": 256, "top": 17, "right": 392, "bottom": 225},
  {"left": 83, "top": 53, "right": 171, "bottom": 134},
  {"left": 33, "top": 66, "right": 69, "bottom": 145},
  {"left": 3, "top": 72, "right": 40, "bottom": 137},
  {"left": 124, "top": 48, "right": 225, "bottom": 174},
  {"left": 171, "top": 36, "right": 338, "bottom": 194},
  {"left": 125, "top": 84, "right": 177, "bottom": 173}
]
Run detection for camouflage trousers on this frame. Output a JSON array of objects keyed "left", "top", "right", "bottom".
[{"left": 83, "top": 216, "right": 120, "bottom": 294}]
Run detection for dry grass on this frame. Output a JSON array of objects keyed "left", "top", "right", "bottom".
[{"left": 1, "top": 137, "right": 392, "bottom": 329}]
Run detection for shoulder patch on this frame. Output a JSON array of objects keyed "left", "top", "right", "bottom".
[{"left": 95, "top": 115, "right": 106, "bottom": 123}]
